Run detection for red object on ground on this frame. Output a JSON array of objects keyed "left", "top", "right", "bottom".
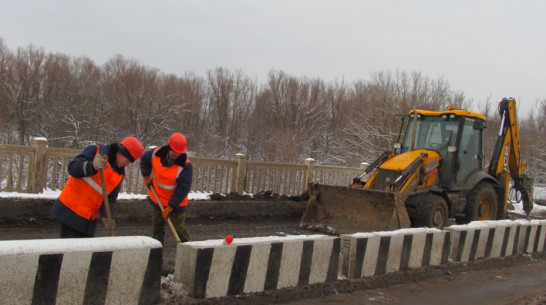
[{"left": 224, "top": 235, "right": 233, "bottom": 244}]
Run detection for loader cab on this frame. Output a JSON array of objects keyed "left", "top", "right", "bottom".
[
  {"left": 455, "top": 117, "right": 485, "bottom": 185},
  {"left": 400, "top": 109, "right": 486, "bottom": 188}
]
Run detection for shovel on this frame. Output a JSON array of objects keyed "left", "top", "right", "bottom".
[
  {"left": 149, "top": 185, "right": 182, "bottom": 243},
  {"left": 99, "top": 169, "right": 115, "bottom": 236}
]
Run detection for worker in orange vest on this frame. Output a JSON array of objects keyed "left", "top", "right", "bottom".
[
  {"left": 141, "top": 133, "right": 193, "bottom": 244},
  {"left": 50, "top": 136, "right": 144, "bottom": 238}
]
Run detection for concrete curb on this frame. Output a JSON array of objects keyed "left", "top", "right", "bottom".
[
  {"left": 446, "top": 219, "right": 546, "bottom": 262},
  {"left": 175, "top": 235, "right": 340, "bottom": 298},
  {"left": 174, "top": 219, "right": 546, "bottom": 299},
  {"left": 0, "top": 236, "right": 162, "bottom": 305},
  {"left": 340, "top": 228, "right": 450, "bottom": 279}
]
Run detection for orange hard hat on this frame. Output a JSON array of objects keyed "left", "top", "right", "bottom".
[
  {"left": 168, "top": 133, "right": 187, "bottom": 154},
  {"left": 120, "top": 136, "right": 144, "bottom": 162}
]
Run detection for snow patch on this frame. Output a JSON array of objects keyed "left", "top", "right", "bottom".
[
  {"left": 184, "top": 234, "right": 330, "bottom": 247},
  {"left": 0, "top": 236, "right": 161, "bottom": 256},
  {"left": 0, "top": 189, "right": 212, "bottom": 200}
]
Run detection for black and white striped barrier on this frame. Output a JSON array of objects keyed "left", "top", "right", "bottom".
[
  {"left": 446, "top": 219, "right": 546, "bottom": 262},
  {"left": 514, "top": 219, "right": 546, "bottom": 254},
  {"left": 339, "top": 228, "right": 450, "bottom": 279},
  {"left": 0, "top": 236, "right": 162, "bottom": 305},
  {"left": 175, "top": 235, "right": 340, "bottom": 298}
]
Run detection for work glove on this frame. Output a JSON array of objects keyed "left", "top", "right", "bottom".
[
  {"left": 101, "top": 217, "right": 116, "bottom": 229},
  {"left": 143, "top": 176, "right": 152, "bottom": 188},
  {"left": 162, "top": 206, "right": 173, "bottom": 220},
  {"left": 93, "top": 154, "right": 108, "bottom": 171}
]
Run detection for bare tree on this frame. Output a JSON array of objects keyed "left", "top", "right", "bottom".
[
  {"left": 305, "top": 79, "right": 351, "bottom": 165},
  {"left": 254, "top": 71, "right": 329, "bottom": 162},
  {"left": 523, "top": 99, "right": 546, "bottom": 183},
  {"left": 0, "top": 38, "right": 15, "bottom": 143},
  {"left": 101, "top": 55, "right": 182, "bottom": 146},
  {"left": 168, "top": 72, "right": 208, "bottom": 155},
  {"left": 3, "top": 45, "right": 45, "bottom": 144},
  {"left": 51, "top": 56, "right": 104, "bottom": 148},
  {"left": 205, "top": 67, "right": 255, "bottom": 158}
]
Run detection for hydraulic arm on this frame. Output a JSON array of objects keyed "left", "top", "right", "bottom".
[{"left": 487, "top": 98, "right": 533, "bottom": 215}]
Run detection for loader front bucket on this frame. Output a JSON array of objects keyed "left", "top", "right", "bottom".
[{"left": 299, "top": 183, "right": 411, "bottom": 234}]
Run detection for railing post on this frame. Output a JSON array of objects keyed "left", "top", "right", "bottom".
[
  {"left": 234, "top": 153, "right": 247, "bottom": 194},
  {"left": 303, "top": 158, "right": 315, "bottom": 193},
  {"left": 31, "top": 137, "right": 48, "bottom": 193}
]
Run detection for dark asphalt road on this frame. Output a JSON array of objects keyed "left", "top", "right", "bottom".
[{"left": 280, "top": 257, "right": 546, "bottom": 305}]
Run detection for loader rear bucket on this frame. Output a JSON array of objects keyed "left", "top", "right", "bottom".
[{"left": 299, "top": 183, "right": 411, "bottom": 234}]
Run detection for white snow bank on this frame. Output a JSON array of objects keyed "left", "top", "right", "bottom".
[
  {"left": 349, "top": 227, "right": 442, "bottom": 238},
  {"left": 0, "top": 189, "right": 212, "bottom": 200},
  {"left": 184, "top": 234, "right": 330, "bottom": 247},
  {"left": 0, "top": 236, "right": 161, "bottom": 256}
]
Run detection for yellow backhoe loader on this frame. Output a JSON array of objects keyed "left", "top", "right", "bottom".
[{"left": 300, "top": 98, "right": 534, "bottom": 234}]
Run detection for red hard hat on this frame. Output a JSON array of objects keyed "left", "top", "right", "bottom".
[
  {"left": 120, "top": 136, "right": 144, "bottom": 162},
  {"left": 168, "top": 133, "right": 187, "bottom": 153}
]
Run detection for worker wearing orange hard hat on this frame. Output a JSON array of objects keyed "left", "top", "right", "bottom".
[
  {"left": 51, "top": 136, "right": 144, "bottom": 238},
  {"left": 140, "top": 133, "right": 193, "bottom": 244}
]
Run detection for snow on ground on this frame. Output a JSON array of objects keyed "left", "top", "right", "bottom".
[
  {"left": 0, "top": 188, "right": 212, "bottom": 200},
  {"left": 1, "top": 184, "right": 543, "bottom": 201},
  {"left": 0, "top": 236, "right": 161, "bottom": 255},
  {"left": 510, "top": 184, "right": 546, "bottom": 218},
  {"left": 185, "top": 234, "right": 331, "bottom": 247}
]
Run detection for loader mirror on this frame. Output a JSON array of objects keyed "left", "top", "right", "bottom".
[
  {"left": 448, "top": 145, "right": 457, "bottom": 152},
  {"left": 393, "top": 142, "right": 401, "bottom": 153}
]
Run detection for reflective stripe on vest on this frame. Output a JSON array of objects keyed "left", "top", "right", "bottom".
[
  {"left": 83, "top": 176, "right": 104, "bottom": 194},
  {"left": 150, "top": 168, "right": 183, "bottom": 190}
]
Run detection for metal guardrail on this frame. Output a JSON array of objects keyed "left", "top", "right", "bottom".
[{"left": 0, "top": 139, "right": 364, "bottom": 196}]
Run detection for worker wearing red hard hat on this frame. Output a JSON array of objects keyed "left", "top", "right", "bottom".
[
  {"left": 51, "top": 136, "right": 144, "bottom": 238},
  {"left": 140, "top": 133, "right": 193, "bottom": 244}
]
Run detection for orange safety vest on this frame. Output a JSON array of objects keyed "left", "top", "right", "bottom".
[
  {"left": 59, "top": 146, "right": 123, "bottom": 220},
  {"left": 148, "top": 147, "right": 189, "bottom": 208}
]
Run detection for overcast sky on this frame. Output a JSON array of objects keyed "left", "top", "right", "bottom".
[{"left": 1, "top": 0, "right": 544, "bottom": 117}]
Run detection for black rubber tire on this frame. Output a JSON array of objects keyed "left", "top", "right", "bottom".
[
  {"left": 415, "top": 194, "right": 448, "bottom": 229},
  {"left": 460, "top": 182, "right": 498, "bottom": 224}
]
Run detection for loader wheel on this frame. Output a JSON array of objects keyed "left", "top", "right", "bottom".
[
  {"left": 415, "top": 195, "right": 448, "bottom": 229},
  {"left": 461, "top": 182, "right": 498, "bottom": 223}
]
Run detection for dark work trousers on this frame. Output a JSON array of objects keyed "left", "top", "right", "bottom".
[
  {"left": 60, "top": 222, "right": 93, "bottom": 238},
  {"left": 151, "top": 208, "right": 190, "bottom": 244}
]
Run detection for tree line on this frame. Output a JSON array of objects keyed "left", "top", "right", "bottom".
[{"left": 0, "top": 39, "right": 544, "bottom": 183}]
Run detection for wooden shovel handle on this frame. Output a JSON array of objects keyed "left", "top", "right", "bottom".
[
  {"left": 149, "top": 185, "right": 182, "bottom": 243},
  {"left": 99, "top": 169, "right": 115, "bottom": 236}
]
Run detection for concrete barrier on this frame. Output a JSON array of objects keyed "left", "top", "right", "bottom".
[
  {"left": 0, "top": 236, "right": 162, "bottom": 305},
  {"left": 445, "top": 219, "right": 546, "bottom": 262},
  {"left": 175, "top": 235, "right": 340, "bottom": 298},
  {"left": 339, "top": 228, "right": 450, "bottom": 279},
  {"left": 514, "top": 219, "right": 546, "bottom": 254},
  {"left": 173, "top": 220, "right": 545, "bottom": 299}
]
